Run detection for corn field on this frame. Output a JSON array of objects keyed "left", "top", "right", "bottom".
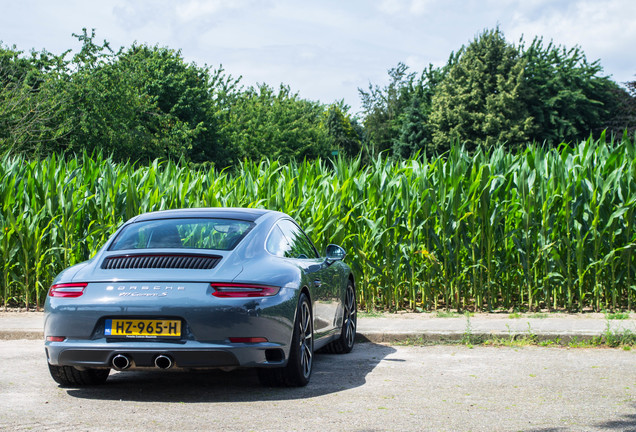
[{"left": 1, "top": 135, "right": 635, "bottom": 311}]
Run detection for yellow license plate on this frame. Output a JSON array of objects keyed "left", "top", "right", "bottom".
[{"left": 105, "top": 319, "right": 181, "bottom": 337}]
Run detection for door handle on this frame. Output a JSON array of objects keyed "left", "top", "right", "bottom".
[{"left": 313, "top": 279, "right": 322, "bottom": 287}]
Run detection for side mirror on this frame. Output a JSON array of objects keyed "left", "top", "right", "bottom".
[{"left": 326, "top": 244, "right": 346, "bottom": 263}]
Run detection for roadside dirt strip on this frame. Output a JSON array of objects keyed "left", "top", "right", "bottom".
[{"left": 1, "top": 340, "right": 635, "bottom": 431}]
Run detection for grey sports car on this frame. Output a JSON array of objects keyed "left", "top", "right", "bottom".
[{"left": 44, "top": 208, "right": 356, "bottom": 387}]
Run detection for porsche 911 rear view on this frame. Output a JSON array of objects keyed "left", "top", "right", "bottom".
[{"left": 45, "top": 208, "right": 356, "bottom": 387}]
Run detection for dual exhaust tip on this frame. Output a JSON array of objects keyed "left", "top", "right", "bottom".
[
  {"left": 154, "top": 354, "right": 173, "bottom": 370},
  {"left": 111, "top": 354, "right": 173, "bottom": 370}
]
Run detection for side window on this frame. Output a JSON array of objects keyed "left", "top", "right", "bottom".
[
  {"left": 266, "top": 225, "right": 291, "bottom": 257},
  {"left": 277, "top": 219, "right": 318, "bottom": 259}
]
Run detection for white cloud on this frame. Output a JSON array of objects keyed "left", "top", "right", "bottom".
[
  {"left": 504, "top": 0, "right": 636, "bottom": 82},
  {"left": 377, "top": 0, "right": 407, "bottom": 15},
  {"left": 409, "top": 0, "right": 432, "bottom": 15},
  {"left": 377, "top": 0, "right": 432, "bottom": 15},
  {"left": 175, "top": 0, "right": 246, "bottom": 22}
]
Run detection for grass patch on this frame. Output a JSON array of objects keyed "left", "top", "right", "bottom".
[
  {"left": 538, "top": 338, "right": 560, "bottom": 347},
  {"left": 483, "top": 337, "right": 535, "bottom": 348},
  {"left": 566, "top": 337, "right": 598, "bottom": 348},
  {"left": 600, "top": 324, "right": 636, "bottom": 347},
  {"left": 605, "top": 312, "right": 630, "bottom": 320},
  {"left": 359, "top": 310, "right": 384, "bottom": 318},
  {"left": 436, "top": 310, "right": 463, "bottom": 318},
  {"left": 390, "top": 323, "right": 636, "bottom": 349}
]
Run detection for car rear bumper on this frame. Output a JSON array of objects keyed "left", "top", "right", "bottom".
[{"left": 45, "top": 339, "right": 287, "bottom": 369}]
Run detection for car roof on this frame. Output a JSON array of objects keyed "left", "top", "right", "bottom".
[{"left": 132, "top": 207, "right": 274, "bottom": 223}]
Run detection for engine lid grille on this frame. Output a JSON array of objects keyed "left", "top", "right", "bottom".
[{"left": 102, "top": 254, "right": 221, "bottom": 270}]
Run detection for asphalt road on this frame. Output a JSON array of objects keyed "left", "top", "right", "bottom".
[{"left": 1, "top": 340, "right": 635, "bottom": 432}]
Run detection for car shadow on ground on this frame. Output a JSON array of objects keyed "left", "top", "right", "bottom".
[
  {"left": 593, "top": 404, "right": 636, "bottom": 432},
  {"left": 525, "top": 404, "right": 636, "bottom": 432},
  {"left": 65, "top": 342, "right": 396, "bottom": 402}
]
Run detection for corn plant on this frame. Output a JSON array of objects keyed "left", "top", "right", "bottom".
[{"left": 0, "top": 135, "right": 635, "bottom": 311}]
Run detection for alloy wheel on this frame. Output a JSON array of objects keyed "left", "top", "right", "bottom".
[{"left": 299, "top": 300, "right": 313, "bottom": 378}]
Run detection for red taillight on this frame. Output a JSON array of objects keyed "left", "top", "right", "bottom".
[
  {"left": 49, "top": 283, "right": 88, "bottom": 298},
  {"left": 210, "top": 283, "right": 280, "bottom": 298},
  {"left": 229, "top": 337, "right": 268, "bottom": 343},
  {"left": 46, "top": 336, "right": 66, "bottom": 342}
]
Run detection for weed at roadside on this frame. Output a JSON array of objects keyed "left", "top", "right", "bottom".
[
  {"left": 605, "top": 312, "right": 630, "bottom": 320},
  {"left": 436, "top": 310, "right": 462, "bottom": 318}
]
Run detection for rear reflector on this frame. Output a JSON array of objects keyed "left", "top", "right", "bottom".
[
  {"left": 229, "top": 337, "right": 268, "bottom": 343},
  {"left": 211, "top": 283, "right": 280, "bottom": 298},
  {"left": 49, "top": 283, "right": 88, "bottom": 298},
  {"left": 46, "top": 336, "right": 66, "bottom": 342}
]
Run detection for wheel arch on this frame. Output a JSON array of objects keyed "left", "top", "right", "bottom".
[
  {"left": 286, "top": 285, "right": 312, "bottom": 348},
  {"left": 299, "top": 285, "right": 312, "bottom": 308}
]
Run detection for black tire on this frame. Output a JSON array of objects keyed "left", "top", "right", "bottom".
[
  {"left": 324, "top": 281, "right": 356, "bottom": 354},
  {"left": 258, "top": 293, "right": 313, "bottom": 387},
  {"left": 48, "top": 363, "right": 110, "bottom": 387}
]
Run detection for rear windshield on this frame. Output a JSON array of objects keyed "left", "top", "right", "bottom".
[{"left": 109, "top": 218, "right": 254, "bottom": 251}]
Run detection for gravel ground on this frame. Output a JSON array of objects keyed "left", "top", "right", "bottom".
[{"left": 0, "top": 340, "right": 635, "bottom": 431}]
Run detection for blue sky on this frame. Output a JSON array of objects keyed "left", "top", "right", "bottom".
[{"left": 2, "top": 0, "right": 634, "bottom": 115}]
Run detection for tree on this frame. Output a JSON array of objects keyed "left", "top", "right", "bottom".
[
  {"left": 521, "top": 38, "right": 623, "bottom": 145},
  {"left": 0, "top": 45, "right": 69, "bottom": 156},
  {"left": 62, "top": 29, "right": 225, "bottom": 164},
  {"left": 606, "top": 79, "right": 636, "bottom": 136},
  {"left": 219, "top": 84, "right": 330, "bottom": 163},
  {"left": 359, "top": 62, "right": 449, "bottom": 159},
  {"left": 429, "top": 28, "right": 533, "bottom": 153},
  {"left": 391, "top": 64, "right": 449, "bottom": 158},
  {"left": 359, "top": 63, "right": 414, "bottom": 157},
  {"left": 393, "top": 91, "right": 427, "bottom": 158},
  {"left": 2, "top": 30, "right": 333, "bottom": 166},
  {"left": 324, "top": 103, "right": 361, "bottom": 157}
]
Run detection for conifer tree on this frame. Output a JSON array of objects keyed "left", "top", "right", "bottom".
[{"left": 429, "top": 29, "right": 533, "bottom": 153}]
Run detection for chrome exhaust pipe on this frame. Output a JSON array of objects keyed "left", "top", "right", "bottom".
[
  {"left": 154, "top": 354, "right": 173, "bottom": 369},
  {"left": 111, "top": 354, "right": 131, "bottom": 371}
]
